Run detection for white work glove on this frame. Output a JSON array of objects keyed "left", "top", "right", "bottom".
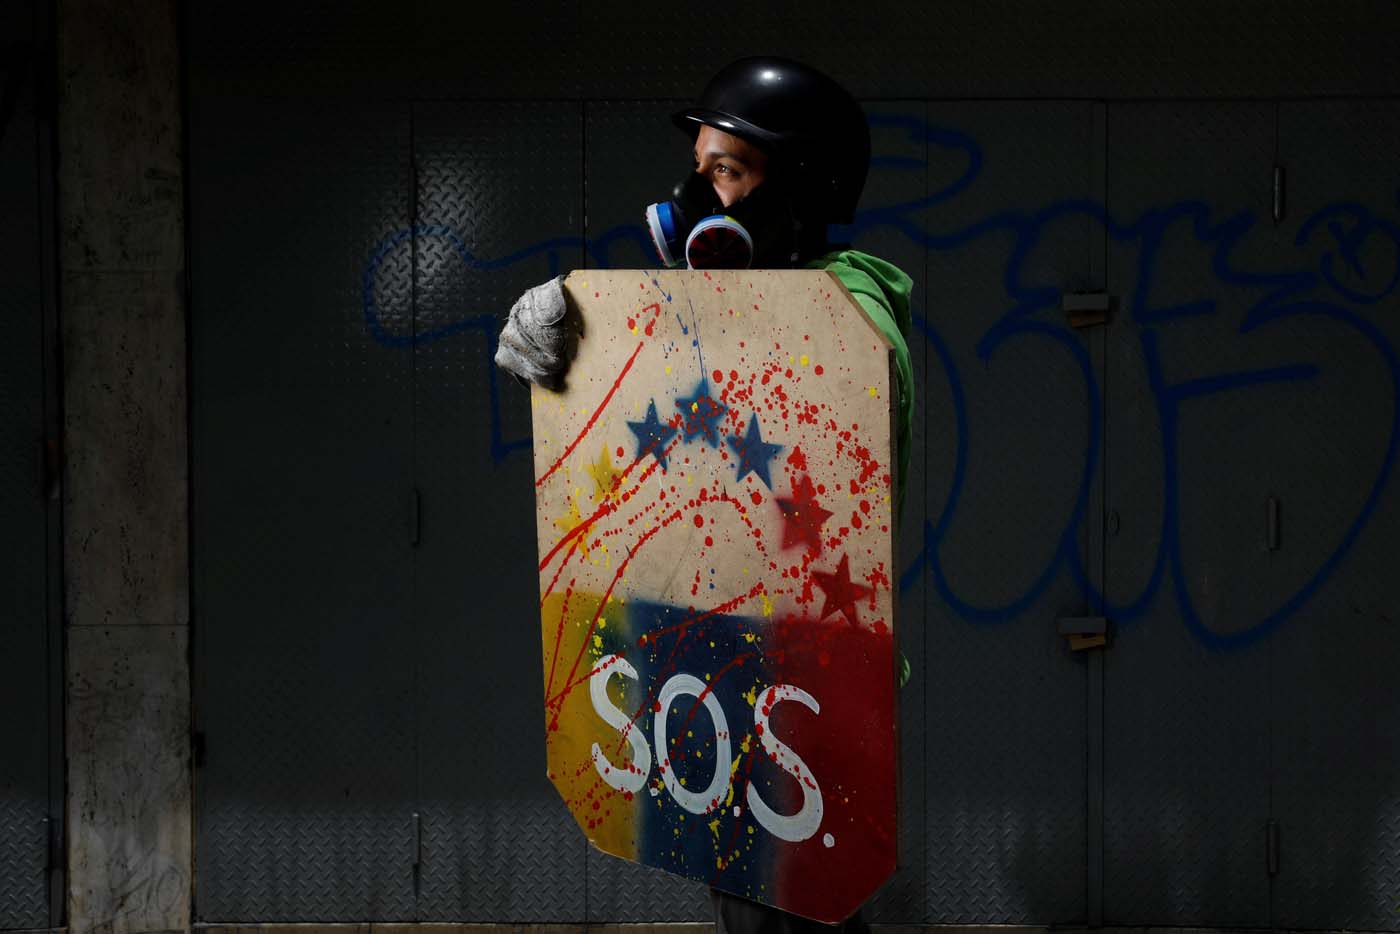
[{"left": 494, "top": 274, "right": 570, "bottom": 389}]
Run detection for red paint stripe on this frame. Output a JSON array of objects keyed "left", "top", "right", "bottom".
[
  {"left": 541, "top": 538, "right": 579, "bottom": 606},
  {"left": 537, "top": 434, "right": 681, "bottom": 572},
  {"left": 542, "top": 574, "right": 577, "bottom": 701},
  {"left": 604, "top": 581, "right": 769, "bottom": 760},
  {"left": 539, "top": 503, "right": 607, "bottom": 570},
  {"left": 535, "top": 340, "right": 645, "bottom": 490},
  {"left": 644, "top": 581, "right": 769, "bottom": 644},
  {"left": 545, "top": 512, "right": 678, "bottom": 727},
  {"left": 712, "top": 730, "right": 762, "bottom": 881},
  {"left": 686, "top": 651, "right": 755, "bottom": 724}
]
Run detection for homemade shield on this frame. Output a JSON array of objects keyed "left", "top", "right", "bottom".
[{"left": 532, "top": 269, "right": 898, "bottom": 922}]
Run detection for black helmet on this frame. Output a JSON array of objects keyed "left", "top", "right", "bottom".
[{"left": 672, "top": 56, "right": 870, "bottom": 226}]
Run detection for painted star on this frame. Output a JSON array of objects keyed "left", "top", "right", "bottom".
[
  {"left": 726, "top": 412, "right": 783, "bottom": 490},
  {"left": 586, "top": 442, "right": 624, "bottom": 503},
  {"left": 627, "top": 399, "right": 678, "bottom": 470},
  {"left": 775, "top": 473, "right": 833, "bottom": 554},
  {"left": 674, "top": 377, "right": 728, "bottom": 448},
  {"left": 553, "top": 495, "right": 591, "bottom": 557},
  {"left": 811, "top": 553, "right": 872, "bottom": 627}
]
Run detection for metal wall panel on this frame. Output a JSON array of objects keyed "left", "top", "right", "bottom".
[
  {"left": 918, "top": 102, "right": 1094, "bottom": 923},
  {"left": 193, "top": 0, "right": 1400, "bottom": 101},
  {"left": 0, "top": 9, "right": 52, "bottom": 928},
  {"left": 191, "top": 98, "right": 417, "bottom": 920},
  {"left": 186, "top": 5, "right": 1400, "bottom": 926},
  {"left": 1271, "top": 100, "right": 1400, "bottom": 931},
  {"left": 411, "top": 101, "right": 587, "bottom": 922},
  {"left": 1102, "top": 102, "right": 1276, "bottom": 926}
]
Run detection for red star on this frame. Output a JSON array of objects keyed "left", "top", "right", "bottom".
[
  {"left": 775, "top": 474, "right": 833, "bottom": 554},
  {"left": 811, "top": 553, "right": 872, "bottom": 627}
]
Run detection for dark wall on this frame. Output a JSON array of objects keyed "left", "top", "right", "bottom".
[
  {"left": 0, "top": 0, "right": 61, "bottom": 927},
  {"left": 187, "top": 1, "right": 1400, "bottom": 927}
]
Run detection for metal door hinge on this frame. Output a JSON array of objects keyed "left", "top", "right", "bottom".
[
  {"left": 1272, "top": 165, "right": 1286, "bottom": 224},
  {"left": 1057, "top": 615, "right": 1110, "bottom": 651},
  {"left": 42, "top": 817, "right": 52, "bottom": 872},
  {"left": 1063, "top": 293, "right": 1112, "bottom": 329},
  {"left": 1266, "top": 819, "right": 1280, "bottom": 876},
  {"left": 411, "top": 811, "right": 422, "bottom": 871}
]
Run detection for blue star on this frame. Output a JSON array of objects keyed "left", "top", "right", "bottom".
[
  {"left": 674, "top": 377, "right": 728, "bottom": 448},
  {"left": 627, "top": 399, "right": 678, "bottom": 470},
  {"left": 727, "top": 412, "right": 784, "bottom": 490}
]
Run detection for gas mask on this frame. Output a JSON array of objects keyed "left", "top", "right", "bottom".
[{"left": 645, "top": 171, "right": 800, "bottom": 270}]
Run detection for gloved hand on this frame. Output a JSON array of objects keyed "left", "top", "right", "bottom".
[{"left": 494, "top": 274, "right": 570, "bottom": 389}]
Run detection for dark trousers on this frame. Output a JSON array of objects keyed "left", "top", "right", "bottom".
[{"left": 711, "top": 888, "right": 870, "bottom": 934}]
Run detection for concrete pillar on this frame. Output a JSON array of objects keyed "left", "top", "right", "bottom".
[{"left": 57, "top": 1, "right": 191, "bottom": 932}]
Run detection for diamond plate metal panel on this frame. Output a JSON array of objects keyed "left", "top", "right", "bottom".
[
  {"left": 559, "top": 0, "right": 1400, "bottom": 100},
  {"left": 191, "top": 98, "right": 417, "bottom": 921},
  {"left": 412, "top": 101, "right": 587, "bottom": 922},
  {"left": 1271, "top": 100, "right": 1400, "bottom": 932},
  {"left": 584, "top": 847, "right": 710, "bottom": 923},
  {"left": 556, "top": 0, "right": 880, "bottom": 101},
  {"left": 918, "top": 102, "right": 1094, "bottom": 924},
  {"left": 189, "top": 1, "right": 417, "bottom": 101},
  {"left": 193, "top": 1, "right": 1400, "bottom": 101},
  {"left": 0, "top": 24, "right": 51, "bottom": 931},
  {"left": 411, "top": 4, "right": 587, "bottom": 101},
  {"left": 1103, "top": 102, "right": 1275, "bottom": 927}
]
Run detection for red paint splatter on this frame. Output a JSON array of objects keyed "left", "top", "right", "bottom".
[
  {"left": 545, "top": 515, "right": 676, "bottom": 721},
  {"left": 536, "top": 340, "right": 644, "bottom": 489}
]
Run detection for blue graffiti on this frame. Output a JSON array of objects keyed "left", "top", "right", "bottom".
[{"left": 360, "top": 114, "right": 1400, "bottom": 650}]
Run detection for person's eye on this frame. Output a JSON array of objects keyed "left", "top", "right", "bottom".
[{"left": 716, "top": 164, "right": 736, "bottom": 177}]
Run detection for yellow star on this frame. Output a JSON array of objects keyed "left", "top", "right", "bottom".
[
  {"left": 553, "top": 495, "right": 590, "bottom": 557},
  {"left": 586, "top": 443, "right": 624, "bottom": 504}
]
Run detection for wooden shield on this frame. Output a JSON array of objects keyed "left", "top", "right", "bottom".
[{"left": 533, "top": 269, "right": 898, "bottom": 922}]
